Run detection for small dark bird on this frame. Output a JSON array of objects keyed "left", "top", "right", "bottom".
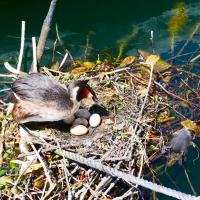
[
  {"left": 8, "top": 73, "right": 98, "bottom": 124},
  {"left": 170, "top": 128, "right": 192, "bottom": 153}
]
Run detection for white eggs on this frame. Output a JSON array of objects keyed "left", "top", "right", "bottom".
[
  {"left": 89, "top": 113, "right": 101, "bottom": 127},
  {"left": 69, "top": 109, "right": 102, "bottom": 135},
  {"left": 70, "top": 125, "right": 88, "bottom": 136}
]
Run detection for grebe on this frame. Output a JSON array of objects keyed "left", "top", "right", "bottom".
[{"left": 9, "top": 73, "right": 97, "bottom": 124}]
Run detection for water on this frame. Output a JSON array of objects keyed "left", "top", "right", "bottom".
[
  {"left": 0, "top": 0, "right": 200, "bottom": 199},
  {"left": 0, "top": 0, "right": 199, "bottom": 63}
]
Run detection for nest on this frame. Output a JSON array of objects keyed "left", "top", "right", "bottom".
[{"left": 0, "top": 51, "right": 200, "bottom": 199}]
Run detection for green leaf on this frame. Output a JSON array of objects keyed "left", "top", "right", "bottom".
[{"left": 0, "top": 169, "right": 7, "bottom": 176}]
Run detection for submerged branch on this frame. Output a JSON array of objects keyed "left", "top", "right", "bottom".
[{"left": 176, "top": 22, "right": 200, "bottom": 57}]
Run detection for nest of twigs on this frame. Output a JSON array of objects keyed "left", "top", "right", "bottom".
[{"left": 0, "top": 49, "right": 200, "bottom": 199}]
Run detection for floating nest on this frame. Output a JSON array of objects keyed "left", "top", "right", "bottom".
[{"left": 0, "top": 50, "right": 200, "bottom": 199}]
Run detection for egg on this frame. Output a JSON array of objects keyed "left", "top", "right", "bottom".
[
  {"left": 63, "top": 115, "right": 75, "bottom": 124},
  {"left": 70, "top": 125, "right": 88, "bottom": 136},
  {"left": 72, "top": 118, "right": 88, "bottom": 127},
  {"left": 89, "top": 113, "right": 101, "bottom": 127},
  {"left": 75, "top": 109, "right": 91, "bottom": 119}
]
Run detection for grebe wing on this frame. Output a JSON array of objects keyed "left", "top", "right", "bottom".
[{"left": 11, "top": 73, "right": 73, "bottom": 109}]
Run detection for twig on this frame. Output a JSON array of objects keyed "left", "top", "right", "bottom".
[
  {"left": 0, "top": 88, "right": 11, "bottom": 93},
  {"left": 153, "top": 81, "right": 199, "bottom": 108},
  {"left": 52, "top": 39, "right": 57, "bottom": 63},
  {"left": 129, "top": 62, "right": 154, "bottom": 154},
  {"left": 55, "top": 24, "right": 75, "bottom": 65},
  {"left": 183, "top": 166, "right": 197, "bottom": 196},
  {"left": 150, "top": 30, "right": 155, "bottom": 53},
  {"left": 61, "top": 160, "right": 72, "bottom": 200},
  {"left": 30, "top": 142, "right": 54, "bottom": 190},
  {"left": 13, "top": 155, "right": 38, "bottom": 189},
  {"left": 160, "top": 102, "right": 187, "bottom": 119},
  {"left": 55, "top": 139, "right": 72, "bottom": 200},
  {"left": 128, "top": 62, "right": 154, "bottom": 189},
  {"left": 55, "top": 24, "right": 64, "bottom": 47},
  {"left": 166, "top": 50, "right": 200, "bottom": 62},
  {"left": 88, "top": 176, "right": 112, "bottom": 200},
  {"left": 74, "top": 173, "right": 98, "bottom": 199},
  {"left": 180, "top": 78, "right": 199, "bottom": 98},
  {"left": 59, "top": 51, "right": 69, "bottom": 69},
  {"left": 41, "top": 178, "right": 48, "bottom": 200},
  {"left": 190, "top": 54, "right": 200, "bottom": 63},
  {"left": 113, "top": 188, "right": 136, "bottom": 200},
  {"left": 84, "top": 34, "right": 90, "bottom": 60},
  {"left": 89, "top": 161, "right": 123, "bottom": 200},
  {"left": 4, "top": 62, "right": 20, "bottom": 74},
  {"left": 176, "top": 22, "right": 200, "bottom": 57},
  {"left": 17, "top": 21, "right": 25, "bottom": 72},
  {"left": 0, "top": 120, "right": 6, "bottom": 168},
  {"left": 41, "top": 161, "right": 53, "bottom": 200},
  {"left": 101, "top": 178, "right": 120, "bottom": 197},
  {"left": 4, "top": 22, "right": 26, "bottom": 75},
  {"left": 176, "top": 68, "right": 200, "bottom": 79},
  {"left": 137, "top": 153, "right": 144, "bottom": 186},
  {"left": 85, "top": 67, "right": 131, "bottom": 80},
  {"left": 31, "top": 37, "right": 37, "bottom": 73},
  {"left": 0, "top": 74, "right": 17, "bottom": 78},
  {"left": 37, "top": 0, "right": 58, "bottom": 63}
]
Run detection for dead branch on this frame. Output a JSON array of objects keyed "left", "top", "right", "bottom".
[{"left": 37, "top": 0, "right": 58, "bottom": 63}]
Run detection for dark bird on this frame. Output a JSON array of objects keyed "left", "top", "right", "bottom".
[
  {"left": 8, "top": 73, "right": 97, "bottom": 124},
  {"left": 170, "top": 128, "right": 192, "bottom": 153}
]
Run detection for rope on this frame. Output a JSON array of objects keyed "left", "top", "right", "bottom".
[{"left": 55, "top": 149, "right": 199, "bottom": 200}]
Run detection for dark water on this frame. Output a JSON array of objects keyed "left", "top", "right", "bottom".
[
  {"left": 0, "top": 0, "right": 200, "bottom": 63},
  {"left": 0, "top": 0, "right": 200, "bottom": 199}
]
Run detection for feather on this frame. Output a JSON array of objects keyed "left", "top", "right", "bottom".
[{"left": 11, "top": 73, "right": 73, "bottom": 110}]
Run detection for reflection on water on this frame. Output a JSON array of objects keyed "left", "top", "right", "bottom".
[{"left": 0, "top": 0, "right": 199, "bottom": 63}]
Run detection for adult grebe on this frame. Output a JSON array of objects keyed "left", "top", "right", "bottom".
[{"left": 9, "top": 73, "right": 97, "bottom": 124}]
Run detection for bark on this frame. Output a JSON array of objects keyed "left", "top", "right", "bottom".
[{"left": 37, "top": 0, "right": 58, "bottom": 63}]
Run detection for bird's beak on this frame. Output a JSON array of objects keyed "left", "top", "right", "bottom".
[{"left": 93, "top": 95, "right": 99, "bottom": 104}]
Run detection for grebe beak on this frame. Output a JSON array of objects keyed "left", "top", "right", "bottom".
[{"left": 92, "top": 95, "right": 99, "bottom": 104}]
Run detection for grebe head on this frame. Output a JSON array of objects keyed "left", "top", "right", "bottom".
[{"left": 68, "top": 80, "right": 98, "bottom": 103}]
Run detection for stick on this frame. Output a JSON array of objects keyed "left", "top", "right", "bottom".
[
  {"left": 85, "top": 67, "right": 131, "bottom": 80},
  {"left": 4, "top": 62, "right": 20, "bottom": 74},
  {"left": 52, "top": 39, "right": 57, "bottom": 63},
  {"left": 55, "top": 24, "right": 75, "bottom": 65},
  {"left": 37, "top": 0, "right": 58, "bottom": 63},
  {"left": 31, "top": 37, "right": 37, "bottom": 73},
  {"left": 153, "top": 81, "right": 199, "bottom": 109},
  {"left": 190, "top": 54, "right": 200, "bottom": 63},
  {"left": 59, "top": 51, "right": 68, "bottom": 69},
  {"left": 30, "top": 142, "right": 54, "bottom": 190},
  {"left": 176, "top": 22, "right": 200, "bottom": 57},
  {"left": 17, "top": 21, "right": 25, "bottom": 72},
  {"left": 0, "top": 74, "right": 17, "bottom": 78}
]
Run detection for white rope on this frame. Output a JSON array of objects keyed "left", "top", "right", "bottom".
[{"left": 55, "top": 149, "right": 199, "bottom": 200}]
